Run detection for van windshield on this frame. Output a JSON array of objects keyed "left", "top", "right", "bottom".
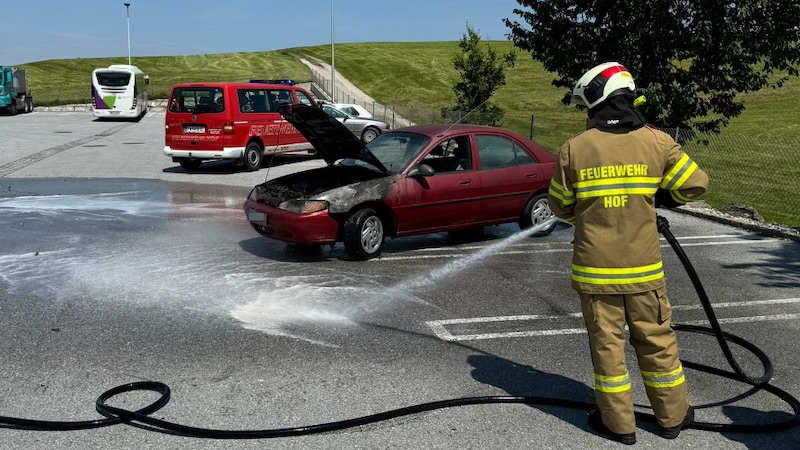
[{"left": 169, "top": 87, "right": 224, "bottom": 113}]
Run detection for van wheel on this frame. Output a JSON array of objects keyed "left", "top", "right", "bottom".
[
  {"left": 243, "top": 142, "right": 263, "bottom": 171},
  {"left": 518, "top": 193, "right": 556, "bottom": 237},
  {"left": 179, "top": 158, "right": 202, "bottom": 171},
  {"left": 344, "top": 208, "right": 384, "bottom": 260},
  {"left": 361, "top": 126, "right": 380, "bottom": 143}
]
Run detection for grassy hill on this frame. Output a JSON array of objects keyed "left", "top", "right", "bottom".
[{"left": 14, "top": 42, "right": 800, "bottom": 227}]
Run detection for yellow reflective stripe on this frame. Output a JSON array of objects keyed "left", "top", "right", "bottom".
[
  {"left": 573, "top": 176, "right": 660, "bottom": 198},
  {"left": 670, "top": 190, "right": 689, "bottom": 204},
  {"left": 594, "top": 373, "right": 631, "bottom": 393},
  {"left": 661, "top": 154, "right": 698, "bottom": 190},
  {"left": 549, "top": 180, "right": 576, "bottom": 205},
  {"left": 572, "top": 262, "right": 664, "bottom": 285},
  {"left": 641, "top": 366, "right": 686, "bottom": 389}
]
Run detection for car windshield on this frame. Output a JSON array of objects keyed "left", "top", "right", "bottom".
[{"left": 340, "top": 131, "right": 430, "bottom": 174}]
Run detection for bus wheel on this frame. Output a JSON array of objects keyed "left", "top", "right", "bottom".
[
  {"left": 243, "top": 142, "right": 263, "bottom": 171},
  {"left": 179, "top": 158, "right": 202, "bottom": 171}
]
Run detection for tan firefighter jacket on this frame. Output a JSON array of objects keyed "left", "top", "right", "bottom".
[{"left": 548, "top": 123, "right": 709, "bottom": 294}]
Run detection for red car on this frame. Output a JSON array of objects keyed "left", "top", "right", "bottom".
[{"left": 244, "top": 104, "right": 557, "bottom": 260}]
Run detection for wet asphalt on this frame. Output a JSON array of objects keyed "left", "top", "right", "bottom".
[{"left": 1, "top": 111, "right": 800, "bottom": 449}]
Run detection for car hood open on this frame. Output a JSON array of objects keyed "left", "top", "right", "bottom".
[{"left": 279, "top": 104, "right": 389, "bottom": 173}]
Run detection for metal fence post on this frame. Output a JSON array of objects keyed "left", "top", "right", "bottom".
[{"left": 530, "top": 114, "right": 535, "bottom": 140}]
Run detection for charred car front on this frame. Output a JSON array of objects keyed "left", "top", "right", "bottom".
[{"left": 244, "top": 104, "right": 557, "bottom": 260}]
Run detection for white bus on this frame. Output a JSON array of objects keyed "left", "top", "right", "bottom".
[{"left": 91, "top": 64, "right": 149, "bottom": 119}]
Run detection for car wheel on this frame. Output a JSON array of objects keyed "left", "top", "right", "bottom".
[
  {"left": 179, "top": 158, "right": 202, "bottom": 171},
  {"left": 361, "top": 126, "right": 380, "bottom": 143},
  {"left": 344, "top": 208, "right": 385, "bottom": 260},
  {"left": 243, "top": 142, "right": 263, "bottom": 171},
  {"left": 519, "top": 193, "right": 556, "bottom": 237}
]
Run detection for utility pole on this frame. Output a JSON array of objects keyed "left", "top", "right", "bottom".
[
  {"left": 124, "top": 3, "right": 131, "bottom": 65},
  {"left": 330, "top": 0, "right": 335, "bottom": 102}
]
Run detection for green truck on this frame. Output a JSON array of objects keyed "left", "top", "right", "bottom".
[{"left": 1, "top": 66, "right": 33, "bottom": 115}]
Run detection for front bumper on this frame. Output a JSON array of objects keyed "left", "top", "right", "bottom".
[
  {"left": 163, "top": 146, "right": 246, "bottom": 160},
  {"left": 244, "top": 199, "right": 339, "bottom": 245}
]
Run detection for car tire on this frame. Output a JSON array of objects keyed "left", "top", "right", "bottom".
[
  {"left": 519, "top": 193, "right": 556, "bottom": 237},
  {"left": 243, "top": 142, "right": 263, "bottom": 171},
  {"left": 361, "top": 126, "right": 380, "bottom": 143},
  {"left": 344, "top": 208, "right": 385, "bottom": 260},
  {"left": 179, "top": 158, "right": 202, "bottom": 171}
]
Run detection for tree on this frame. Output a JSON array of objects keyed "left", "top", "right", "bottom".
[
  {"left": 447, "top": 23, "right": 517, "bottom": 125},
  {"left": 504, "top": 1, "right": 800, "bottom": 133}
]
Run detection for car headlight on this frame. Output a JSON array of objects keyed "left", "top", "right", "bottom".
[
  {"left": 248, "top": 187, "right": 260, "bottom": 201},
  {"left": 278, "top": 199, "right": 329, "bottom": 214}
]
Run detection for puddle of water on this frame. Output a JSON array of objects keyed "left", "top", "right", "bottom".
[{"left": 0, "top": 180, "right": 559, "bottom": 346}]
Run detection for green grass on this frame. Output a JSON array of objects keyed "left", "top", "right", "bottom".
[
  {"left": 22, "top": 51, "right": 312, "bottom": 107},
  {"left": 15, "top": 42, "right": 800, "bottom": 227}
]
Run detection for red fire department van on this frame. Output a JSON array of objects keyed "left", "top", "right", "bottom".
[{"left": 163, "top": 82, "right": 318, "bottom": 171}]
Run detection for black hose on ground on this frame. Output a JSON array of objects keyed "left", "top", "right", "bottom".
[{"left": 2, "top": 216, "right": 799, "bottom": 437}]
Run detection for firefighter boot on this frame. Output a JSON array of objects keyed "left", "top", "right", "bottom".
[
  {"left": 587, "top": 409, "right": 636, "bottom": 445},
  {"left": 658, "top": 405, "right": 694, "bottom": 439}
]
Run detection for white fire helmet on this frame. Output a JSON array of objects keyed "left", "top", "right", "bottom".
[{"left": 571, "top": 62, "right": 636, "bottom": 110}]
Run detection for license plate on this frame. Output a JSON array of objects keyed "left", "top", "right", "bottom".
[
  {"left": 183, "top": 125, "right": 205, "bottom": 134},
  {"left": 246, "top": 209, "right": 267, "bottom": 226}
]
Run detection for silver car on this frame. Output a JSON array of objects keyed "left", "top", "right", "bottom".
[{"left": 320, "top": 104, "right": 390, "bottom": 143}]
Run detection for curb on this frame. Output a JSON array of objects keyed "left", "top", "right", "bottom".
[{"left": 674, "top": 203, "right": 800, "bottom": 243}]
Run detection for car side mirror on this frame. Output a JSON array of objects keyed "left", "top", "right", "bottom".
[{"left": 408, "top": 164, "right": 435, "bottom": 178}]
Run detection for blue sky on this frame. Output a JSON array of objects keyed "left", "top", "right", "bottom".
[{"left": 3, "top": 0, "right": 523, "bottom": 65}]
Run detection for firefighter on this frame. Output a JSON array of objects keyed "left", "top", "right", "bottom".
[{"left": 548, "top": 62, "right": 709, "bottom": 445}]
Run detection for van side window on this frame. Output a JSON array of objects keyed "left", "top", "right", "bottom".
[
  {"left": 238, "top": 89, "right": 272, "bottom": 113},
  {"left": 238, "top": 90, "right": 253, "bottom": 112},
  {"left": 275, "top": 90, "right": 293, "bottom": 105},
  {"left": 295, "top": 90, "right": 314, "bottom": 106},
  {"left": 251, "top": 91, "right": 269, "bottom": 113}
]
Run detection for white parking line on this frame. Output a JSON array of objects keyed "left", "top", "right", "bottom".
[
  {"left": 426, "top": 298, "right": 800, "bottom": 341},
  {"left": 377, "top": 234, "right": 778, "bottom": 261}
]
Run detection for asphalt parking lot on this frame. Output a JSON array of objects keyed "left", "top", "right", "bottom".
[{"left": 1, "top": 111, "right": 800, "bottom": 449}]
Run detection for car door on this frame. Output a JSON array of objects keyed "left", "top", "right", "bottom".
[
  {"left": 268, "top": 88, "right": 309, "bottom": 151},
  {"left": 474, "top": 133, "right": 548, "bottom": 222},
  {"left": 392, "top": 135, "right": 483, "bottom": 235}
]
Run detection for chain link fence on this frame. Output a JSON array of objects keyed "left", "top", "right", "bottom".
[{"left": 313, "top": 91, "right": 799, "bottom": 229}]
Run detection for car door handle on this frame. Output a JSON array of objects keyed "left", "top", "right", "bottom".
[
  {"left": 459, "top": 181, "right": 472, "bottom": 186},
  {"left": 526, "top": 173, "right": 538, "bottom": 178}
]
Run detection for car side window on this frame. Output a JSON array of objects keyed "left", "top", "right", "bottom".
[
  {"left": 322, "top": 104, "right": 347, "bottom": 119},
  {"left": 422, "top": 136, "right": 472, "bottom": 173},
  {"left": 476, "top": 135, "right": 535, "bottom": 169}
]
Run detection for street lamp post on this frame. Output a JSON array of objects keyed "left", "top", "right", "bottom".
[
  {"left": 330, "top": 0, "right": 335, "bottom": 102},
  {"left": 124, "top": 3, "right": 131, "bottom": 65}
]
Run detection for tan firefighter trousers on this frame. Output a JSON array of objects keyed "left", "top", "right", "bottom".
[{"left": 579, "top": 288, "right": 691, "bottom": 434}]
